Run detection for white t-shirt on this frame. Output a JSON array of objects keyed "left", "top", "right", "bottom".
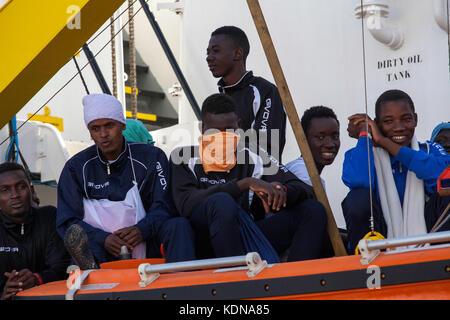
[{"left": 285, "top": 156, "right": 326, "bottom": 190}]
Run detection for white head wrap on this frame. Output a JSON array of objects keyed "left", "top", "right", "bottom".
[{"left": 83, "top": 93, "right": 126, "bottom": 127}]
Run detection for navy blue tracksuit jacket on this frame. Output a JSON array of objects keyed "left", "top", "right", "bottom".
[{"left": 56, "top": 140, "right": 175, "bottom": 262}]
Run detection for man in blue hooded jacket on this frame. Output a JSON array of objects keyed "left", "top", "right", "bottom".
[{"left": 57, "top": 93, "right": 195, "bottom": 263}]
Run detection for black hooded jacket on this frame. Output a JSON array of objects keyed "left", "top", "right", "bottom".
[
  {"left": 218, "top": 71, "right": 286, "bottom": 160},
  {"left": 0, "top": 206, "right": 70, "bottom": 292},
  {"left": 170, "top": 142, "right": 313, "bottom": 220}
]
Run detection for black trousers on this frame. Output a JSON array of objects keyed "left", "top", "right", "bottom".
[
  {"left": 189, "top": 192, "right": 327, "bottom": 262},
  {"left": 424, "top": 192, "right": 450, "bottom": 232},
  {"left": 342, "top": 188, "right": 450, "bottom": 254}
]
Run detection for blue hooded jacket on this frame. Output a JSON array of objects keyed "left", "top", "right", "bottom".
[
  {"left": 342, "top": 136, "right": 450, "bottom": 204},
  {"left": 56, "top": 140, "right": 175, "bottom": 262}
]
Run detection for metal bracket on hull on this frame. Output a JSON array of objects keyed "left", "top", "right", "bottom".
[
  {"left": 358, "top": 231, "right": 450, "bottom": 265},
  {"left": 246, "top": 252, "right": 268, "bottom": 277},
  {"left": 65, "top": 268, "right": 96, "bottom": 300},
  {"left": 138, "top": 263, "right": 160, "bottom": 288},
  {"left": 358, "top": 239, "right": 380, "bottom": 266}
]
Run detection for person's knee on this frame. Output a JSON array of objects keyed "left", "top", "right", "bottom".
[
  {"left": 290, "top": 199, "right": 327, "bottom": 227},
  {"left": 202, "top": 192, "right": 239, "bottom": 222},
  {"left": 165, "top": 216, "right": 192, "bottom": 229},
  {"left": 160, "top": 217, "right": 194, "bottom": 238},
  {"left": 303, "top": 199, "right": 327, "bottom": 226},
  {"left": 204, "top": 192, "right": 235, "bottom": 206}
]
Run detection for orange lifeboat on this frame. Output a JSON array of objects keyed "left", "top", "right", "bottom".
[{"left": 14, "top": 231, "right": 450, "bottom": 300}]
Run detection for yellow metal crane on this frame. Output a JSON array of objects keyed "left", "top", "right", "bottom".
[{"left": 0, "top": 0, "right": 126, "bottom": 129}]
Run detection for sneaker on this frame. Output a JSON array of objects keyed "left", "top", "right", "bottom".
[{"left": 64, "top": 224, "right": 99, "bottom": 270}]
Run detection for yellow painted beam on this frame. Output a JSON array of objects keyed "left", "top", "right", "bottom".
[
  {"left": 0, "top": 0, "right": 126, "bottom": 129},
  {"left": 125, "top": 86, "right": 139, "bottom": 95},
  {"left": 28, "top": 106, "right": 64, "bottom": 131},
  {"left": 126, "top": 111, "right": 157, "bottom": 122}
]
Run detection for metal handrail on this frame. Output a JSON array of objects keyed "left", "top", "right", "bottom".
[
  {"left": 142, "top": 255, "right": 249, "bottom": 275},
  {"left": 138, "top": 253, "right": 267, "bottom": 287},
  {"left": 366, "top": 230, "right": 450, "bottom": 251}
]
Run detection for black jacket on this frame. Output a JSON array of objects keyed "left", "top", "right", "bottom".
[
  {"left": 170, "top": 142, "right": 313, "bottom": 220},
  {"left": 0, "top": 206, "right": 70, "bottom": 292},
  {"left": 218, "top": 71, "right": 286, "bottom": 160}
]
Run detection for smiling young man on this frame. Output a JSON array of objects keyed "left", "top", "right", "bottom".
[
  {"left": 342, "top": 90, "right": 450, "bottom": 252},
  {"left": 170, "top": 94, "right": 327, "bottom": 262},
  {"left": 206, "top": 26, "right": 286, "bottom": 161},
  {"left": 286, "top": 106, "right": 340, "bottom": 189},
  {"left": 0, "top": 163, "right": 70, "bottom": 300},
  {"left": 57, "top": 93, "right": 195, "bottom": 264}
]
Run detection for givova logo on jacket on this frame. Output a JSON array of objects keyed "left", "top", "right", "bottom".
[
  {"left": 0, "top": 247, "right": 19, "bottom": 253},
  {"left": 156, "top": 162, "right": 167, "bottom": 190},
  {"left": 87, "top": 181, "right": 110, "bottom": 190},
  {"left": 260, "top": 98, "right": 272, "bottom": 131}
]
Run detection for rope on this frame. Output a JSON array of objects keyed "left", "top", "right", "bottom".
[
  {"left": 73, "top": 0, "right": 140, "bottom": 57},
  {"left": 354, "top": 231, "right": 385, "bottom": 255},
  {"left": 359, "top": 0, "right": 375, "bottom": 234},
  {"left": 128, "top": 0, "right": 138, "bottom": 119},
  {"left": 0, "top": 0, "right": 148, "bottom": 149},
  {"left": 110, "top": 16, "right": 118, "bottom": 98},
  {"left": 433, "top": 204, "right": 450, "bottom": 232}
]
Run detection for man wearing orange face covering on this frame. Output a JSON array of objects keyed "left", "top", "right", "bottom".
[{"left": 169, "top": 94, "right": 327, "bottom": 262}]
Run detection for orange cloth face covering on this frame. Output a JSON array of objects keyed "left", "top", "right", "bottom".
[{"left": 199, "top": 131, "right": 240, "bottom": 173}]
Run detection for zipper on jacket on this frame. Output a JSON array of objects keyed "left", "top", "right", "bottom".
[
  {"left": 21, "top": 223, "right": 24, "bottom": 235},
  {"left": 107, "top": 163, "right": 111, "bottom": 175},
  {"left": 399, "top": 162, "right": 402, "bottom": 173}
]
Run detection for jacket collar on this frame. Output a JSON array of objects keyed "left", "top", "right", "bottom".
[
  {"left": 95, "top": 137, "right": 128, "bottom": 167},
  {"left": 0, "top": 207, "right": 34, "bottom": 232},
  {"left": 218, "top": 71, "right": 253, "bottom": 93}
]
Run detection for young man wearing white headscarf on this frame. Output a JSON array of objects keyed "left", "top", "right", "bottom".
[
  {"left": 56, "top": 93, "right": 195, "bottom": 263},
  {"left": 342, "top": 90, "right": 450, "bottom": 253}
]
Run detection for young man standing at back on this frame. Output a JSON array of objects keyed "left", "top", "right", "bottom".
[{"left": 206, "top": 26, "right": 286, "bottom": 161}]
